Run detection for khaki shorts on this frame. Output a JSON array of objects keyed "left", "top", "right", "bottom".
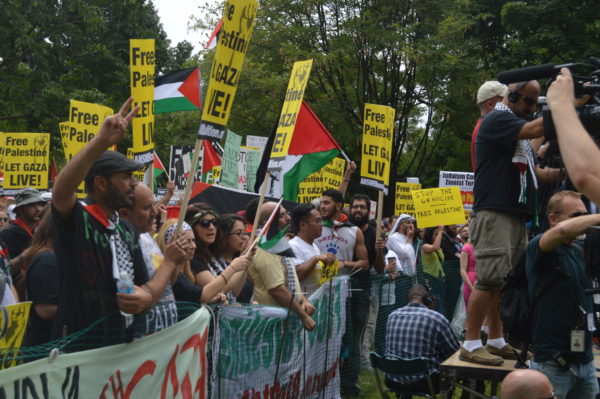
[{"left": 470, "top": 209, "right": 528, "bottom": 290}]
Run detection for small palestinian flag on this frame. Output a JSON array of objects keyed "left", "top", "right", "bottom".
[
  {"left": 143, "top": 152, "right": 167, "bottom": 190},
  {"left": 154, "top": 67, "right": 201, "bottom": 114}
]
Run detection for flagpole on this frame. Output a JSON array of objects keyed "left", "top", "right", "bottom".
[
  {"left": 375, "top": 190, "right": 384, "bottom": 239},
  {"left": 338, "top": 148, "right": 351, "bottom": 163},
  {"left": 149, "top": 155, "right": 154, "bottom": 194},
  {"left": 250, "top": 170, "right": 270, "bottom": 239},
  {"left": 175, "top": 139, "right": 203, "bottom": 235}
]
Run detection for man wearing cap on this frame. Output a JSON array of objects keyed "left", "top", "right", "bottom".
[
  {"left": 387, "top": 214, "right": 417, "bottom": 276},
  {"left": 51, "top": 98, "right": 189, "bottom": 342},
  {"left": 462, "top": 81, "right": 545, "bottom": 365},
  {"left": 470, "top": 81, "right": 507, "bottom": 172},
  {"left": 0, "top": 187, "right": 46, "bottom": 293}
]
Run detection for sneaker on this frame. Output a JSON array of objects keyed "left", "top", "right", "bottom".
[
  {"left": 485, "top": 344, "right": 532, "bottom": 360},
  {"left": 459, "top": 346, "right": 504, "bottom": 366}
]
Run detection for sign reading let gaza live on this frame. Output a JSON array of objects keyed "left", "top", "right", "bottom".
[
  {"left": 130, "top": 39, "right": 155, "bottom": 165},
  {"left": 267, "top": 59, "right": 313, "bottom": 170},
  {"left": 360, "top": 104, "right": 395, "bottom": 195},
  {"left": 198, "top": 0, "right": 258, "bottom": 141},
  {"left": 1, "top": 132, "right": 50, "bottom": 190}
]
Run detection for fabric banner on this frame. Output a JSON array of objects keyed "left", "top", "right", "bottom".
[
  {"left": 410, "top": 186, "right": 466, "bottom": 228},
  {"left": 0, "top": 307, "right": 211, "bottom": 397},
  {"left": 267, "top": 59, "right": 313, "bottom": 170},
  {"left": 297, "top": 157, "right": 346, "bottom": 204},
  {"left": 2, "top": 133, "right": 50, "bottom": 192},
  {"left": 213, "top": 277, "right": 348, "bottom": 399},
  {"left": 438, "top": 171, "right": 474, "bottom": 212},
  {"left": 130, "top": 39, "right": 155, "bottom": 162},
  {"left": 198, "top": 0, "right": 258, "bottom": 141},
  {"left": 394, "top": 182, "right": 421, "bottom": 217},
  {"left": 360, "top": 104, "right": 395, "bottom": 195},
  {"left": 220, "top": 130, "right": 243, "bottom": 188}
]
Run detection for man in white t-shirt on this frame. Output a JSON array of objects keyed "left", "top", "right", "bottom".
[{"left": 289, "top": 204, "right": 335, "bottom": 297}]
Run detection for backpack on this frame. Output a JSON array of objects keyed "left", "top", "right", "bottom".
[{"left": 499, "top": 248, "right": 561, "bottom": 345}]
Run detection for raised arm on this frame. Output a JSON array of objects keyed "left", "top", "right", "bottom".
[{"left": 53, "top": 98, "right": 139, "bottom": 219}]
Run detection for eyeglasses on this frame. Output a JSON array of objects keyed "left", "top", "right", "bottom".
[
  {"left": 196, "top": 219, "right": 217, "bottom": 228},
  {"left": 229, "top": 230, "right": 245, "bottom": 237},
  {"left": 0, "top": 218, "right": 8, "bottom": 222}
]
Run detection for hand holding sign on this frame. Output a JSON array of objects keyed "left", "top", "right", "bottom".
[{"left": 97, "top": 97, "right": 139, "bottom": 147}]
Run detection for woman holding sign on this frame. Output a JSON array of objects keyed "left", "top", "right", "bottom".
[{"left": 421, "top": 225, "right": 445, "bottom": 313}]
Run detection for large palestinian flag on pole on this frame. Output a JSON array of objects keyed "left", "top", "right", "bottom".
[
  {"left": 255, "top": 101, "right": 342, "bottom": 202},
  {"left": 154, "top": 67, "right": 201, "bottom": 113}
]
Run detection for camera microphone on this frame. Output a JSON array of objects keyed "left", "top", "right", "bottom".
[{"left": 497, "top": 63, "right": 577, "bottom": 84}]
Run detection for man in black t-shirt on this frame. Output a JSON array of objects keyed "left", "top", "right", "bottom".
[
  {"left": 461, "top": 81, "right": 545, "bottom": 365},
  {"left": 51, "top": 98, "right": 190, "bottom": 344}
]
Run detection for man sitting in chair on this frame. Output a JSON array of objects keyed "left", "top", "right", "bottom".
[{"left": 385, "top": 285, "right": 459, "bottom": 394}]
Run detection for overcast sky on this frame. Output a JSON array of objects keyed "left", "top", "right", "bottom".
[{"left": 153, "top": 0, "right": 218, "bottom": 51}]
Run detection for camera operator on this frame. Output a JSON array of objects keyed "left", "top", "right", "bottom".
[
  {"left": 547, "top": 67, "right": 600, "bottom": 204},
  {"left": 526, "top": 190, "right": 600, "bottom": 398},
  {"left": 462, "top": 80, "right": 544, "bottom": 365}
]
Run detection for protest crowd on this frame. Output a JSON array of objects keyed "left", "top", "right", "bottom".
[{"left": 1, "top": 7, "right": 600, "bottom": 395}]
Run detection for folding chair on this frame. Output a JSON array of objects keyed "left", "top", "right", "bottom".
[{"left": 369, "top": 352, "right": 436, "bottom": 399}]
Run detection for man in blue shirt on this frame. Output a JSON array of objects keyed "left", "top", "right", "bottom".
[{"left": 385, "top": 285, "right": 459, "bottom": 393}]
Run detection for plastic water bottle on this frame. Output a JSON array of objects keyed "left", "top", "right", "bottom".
[{"left": 116, "top": 271, "right": 133, "bottom": 294}]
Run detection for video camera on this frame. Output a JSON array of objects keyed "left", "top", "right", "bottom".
[{"left": 498, "top": 58, "right": 600, "bottom": 139}]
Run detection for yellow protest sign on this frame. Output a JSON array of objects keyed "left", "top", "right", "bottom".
[
  {"left": 67, "top": 100, "right": 113, "bottom": 154},
  {"left": 0, "top": 132, "right": 6, "bottom": 174},
  {"left": 198, "top": 0, "right": 258, "bottom": 141},
  {"left": 0, "top": 302, "right": 31, "bottom": 369},
  {"left": 359, "top": 104, "right": 395, "bottom": 194},
  {"left": 2, "top": 133, "right": 50, "bottom": 190},
  {"left": 410, "top": 186, "right": 466, "bottom": 228},
  {"left": 130, "top": 39, "right": 155, "bottom": 162},
  {"left": 319, "top": 260, "right": 339, "bottom": 286},
  {"left": 127, "top": 148, "right": 146, "bottom": 182},
  {"left": 297, "top": 157, "right": 346, "bottom": 203},
  {"left": 394, "top": 182, "right": 421, "bottom": 216},
  {"left": 267, "top": 59, "right": 313, "bottom": 170}
]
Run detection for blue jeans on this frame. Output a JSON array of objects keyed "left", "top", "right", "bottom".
[{"left": 531, "top": 359, "right": 599, "bottom": 399}]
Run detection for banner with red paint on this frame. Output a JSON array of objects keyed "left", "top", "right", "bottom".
[{"left": 0, "top": 308, "right": 210, "bottom": 398}]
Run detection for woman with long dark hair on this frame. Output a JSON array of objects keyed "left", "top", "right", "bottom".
[
  {"left": 23, "top": 206, "right": 58, "bottom": 346},
  {"left": 421, "top": 224, "right": 445, "bottom": 314},
  {"left": 185, "top": 205, "right": 250, "bottom": 302}
]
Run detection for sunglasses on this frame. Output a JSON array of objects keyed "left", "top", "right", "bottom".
[
  {"left": 570, "top": 211, "right": 590, "bottom": 218},
  {"left": 515, "top": 92, "right": 537, "bottom": 106},
  {"left": 196, "top": 218, "right": 217, "bottom": 228},
  {"left": 0, "top": 218, "right": 8, "bottom": 222}
]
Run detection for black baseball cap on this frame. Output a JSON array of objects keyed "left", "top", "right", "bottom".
[{"left": 84, "top": 151, "right": 144, "bottom": 184}]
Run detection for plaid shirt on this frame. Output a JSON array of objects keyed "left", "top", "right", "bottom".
[{"left": 385, "top": 302, "right": 459, "bottom": 384}]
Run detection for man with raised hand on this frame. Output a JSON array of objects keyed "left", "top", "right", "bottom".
[{"left": 51, "top": 98, "right": 189, "bottom": 342}]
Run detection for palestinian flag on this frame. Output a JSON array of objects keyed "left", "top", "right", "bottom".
[
  {"left": 201, "top": 140, "right": 222, "bottom": 183},
  {"left": 255, "top": 101, "right": 341, "bottom": 201},
  {"left": 154, "top": 67, "right": 201, "bottom": 114},
  {"left": 143, "top": 151, "right": 167, "bottom": 190},
  {"left": 205, "top": 19, "right": 223, "bottom": 50}
]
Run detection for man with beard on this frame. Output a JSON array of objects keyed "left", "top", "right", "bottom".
[
  {"left": 0, "top": 187, "right": 46, "bottom": 297},
  {"left": 314, "top": 189, "right": 369, "bottom": 397},
  {"left": 52, "top": 98, "right": 189, "bottom": 342}
]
